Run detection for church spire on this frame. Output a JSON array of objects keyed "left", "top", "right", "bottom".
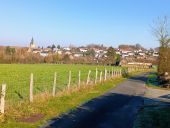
[
  {"left": 30, "top": 37, "right": 34, "bottom": 45},
  {"left": 30, "top": 37, "right": 36, "bottom": 49}
]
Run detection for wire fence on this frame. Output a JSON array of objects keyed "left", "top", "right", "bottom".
[
  {"left": 1, "top": 65, "right": 122, "bottom": 105},
  {"left": 0, "top": 64, "right": 150, "bottom": 114}
]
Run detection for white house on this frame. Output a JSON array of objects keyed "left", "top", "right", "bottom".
[
  {"left": 74, "top": 53, "right": 83, "bottom": 57},
  {"left": 153, "top": 52, "right": 159, "bottom": 57},
  {"left": 63, "top": 47, "right": 71, "bottom": 51},
  {"left": 32, "top": 48, "right": 41, "bottom": 54},
  {"left": 138, "top": 52, "right": 145, "bottom": 56},
  {"left": 128, "top": 52, "right": 135, "bottom": 56},
  {"left": 80, "top": 48, "right": 88, "bottom": 53},
  {"left": 40, "top": 51, "right": 48, "bottom": 57}
]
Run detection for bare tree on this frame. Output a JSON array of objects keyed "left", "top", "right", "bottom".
[
  {"left": 152, "top": 16, "right": 170, "bottom": 48},
  {"left": 152, "top": 16, "right": 170, "bottom": 75}
]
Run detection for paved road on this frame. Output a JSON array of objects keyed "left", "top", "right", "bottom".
[{"left": 43, "top": 73, "right": 148, "bottom": 128}]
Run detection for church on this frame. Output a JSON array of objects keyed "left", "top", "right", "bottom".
[
  {"left": 29, "top": 37, "right": 36, "bottom": 49},
  {"left": 28, "top": 37, "right": 36, "bottom": 52}
]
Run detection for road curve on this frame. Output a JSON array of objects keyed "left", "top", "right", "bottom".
[{"left": 42, "top": 73, "right": 148, "bottom": 128}]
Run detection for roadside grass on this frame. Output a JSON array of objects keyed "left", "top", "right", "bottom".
[
  {"left": 134, "top": 107, "right": 170, "bottom": 128},
  {"left": 134, "top": 70, "right": 170, "bottom": 128},
  {"left": 146, "top": 72, "right": 170, "bottom": 90},
  {"left": 0, "top": 77, "right": 126, "bottom": 128},
  {"left": 146, "top": 73, "right": 161, "bottom": 89}
]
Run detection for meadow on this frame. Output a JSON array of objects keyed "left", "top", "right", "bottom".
[{"left": 0, "top": 64, "right": 121, "bottom": 103}]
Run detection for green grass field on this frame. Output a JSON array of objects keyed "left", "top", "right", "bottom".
[
  {"left": 0, "top": 64, "right": 121, "bottom": 103},
  {"left": 0, "top": 78, "right": 125, "bottom": 128}
]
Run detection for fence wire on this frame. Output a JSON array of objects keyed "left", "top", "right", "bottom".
[{"left": 0, "top": 64, "right": 123, "bottom": 106}]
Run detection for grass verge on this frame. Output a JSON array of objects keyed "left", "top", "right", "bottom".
[
  {"left": 146, "top": 72, "right": 170, "bottom": 90},
  {"left": 146, "top": 72, "right": 161, "bottom": 89},
  {"left": 0, "top": 77, "right": 125, "bottom": 128},
  {"left": 134, "top": 107, "right": 170, "bottom": 128}
]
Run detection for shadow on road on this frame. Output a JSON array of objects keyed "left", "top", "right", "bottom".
[{"left": 42, "top": 73, "right": 170, "bottom": 128}]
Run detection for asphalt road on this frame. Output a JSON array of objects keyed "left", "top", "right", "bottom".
[{"left": 42, "top": 73, "right": 148, "bottom": 128}]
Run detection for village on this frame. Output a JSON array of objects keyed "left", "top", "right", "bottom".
[
  {"left": 1, "top": 1, "right": 170, "bottom": 128},
  {"left": 26, "top": 37, "right": 159, "bottom": 65}
]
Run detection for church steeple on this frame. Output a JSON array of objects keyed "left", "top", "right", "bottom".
[
  {"left": 30, "top": 37, "right": 34, "bottom": 45},
  {"left": 30, "top": 37, "right": 36, "bottom": 49}
]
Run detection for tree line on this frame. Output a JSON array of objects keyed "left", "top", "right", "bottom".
[{"left": 0, "top": 46, "right": 120, "bottom": 65}]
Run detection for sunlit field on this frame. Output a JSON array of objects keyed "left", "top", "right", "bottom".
[{"left": 0, "top": 64, "right": 121, "bottom": 103}]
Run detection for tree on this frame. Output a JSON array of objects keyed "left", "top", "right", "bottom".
[
  {"left": 51, "top": 44, "right": 56, "bottom": 50},
  {"left": 135, "top": 43, "right": 143, "bottom": 49},
  {"left": 44, "top": 55, "right": 53, "bottom": 63},
  {"left": 115, "top": 54, "right": 121, "bottom": 65},
  {"left": 57, "top": 45, "right": 61, "bottom": 49},
  {"left": 105, "top": 47, "right": 116, "bottom": 65},
  {"left": 85, "top": 49, "right": 95, "bottom": 57},
  {"left": 152, "top": 16, "right": 170, "bottom": 74},
  {"left": 62, "top": 54, "right": 70, "bottom": 63},
  {"left": 5, "top": 46, "right": 16, "bottom": 55},
  {"left": 53, "top": 53, "right": 61, "bottom": 63},
  {"left": 47, "top": 46, "right": 52, "bottom": 49},
  {"left": 152, "top": 16, "right": 170, "bottom": 48}
]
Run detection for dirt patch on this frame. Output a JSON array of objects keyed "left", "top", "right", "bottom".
[{"left": 17, "top": 114, "right": 45, "bottom": 123}]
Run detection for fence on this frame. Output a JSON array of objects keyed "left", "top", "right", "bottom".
[{"left": 0, "top": 66, "right": 147, "bottom": 114}]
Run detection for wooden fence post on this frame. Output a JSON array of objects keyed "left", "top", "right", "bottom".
[
  {"left": 68, "top": 71, "right": 71, "bottom": 90},
  {"left": 86, "top": 70, "right": 91, "bottom": 85},
  {"left": 52, "top": 72, "right": 57, "bottom": 96},
  {"left": 78, "top": 70, "right": 81, "bottom": 88},
  {"left": 30, "top": 73, "right": 33, "bottom": 103},
  {"left": 95, "top": 68, "right": 98, "bottom": 84},
  {"left": 104, "top": 68, "right": 107, "bottom": 81},
  {"left": 99, "top": 71, "right": 102, "bottom": 83},
  {"left": 115, "top": 70, "right": 117, "bottom": 77},
  {"left": 0, "top": 84, "right": 6, "bottom": 114},
  {"left": 112, "top": 67, "right": 113, "bottom": 77},
  {"left": 109, "top": 70, "right": 111, "bottom": 78},
  {"left": 108, "top": 70, "right": 109, "bottom": 78},
  {"left": 120, "top": 69, "right": 122, "bottom": 76},
  {"left": 113, "top": 69, "right": 115, "bottom": 77}
]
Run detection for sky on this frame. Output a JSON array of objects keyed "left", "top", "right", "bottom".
[{"left": 0, "top": 0, "right": 170, "bottom": 48}]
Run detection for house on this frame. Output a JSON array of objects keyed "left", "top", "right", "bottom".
[
  {"left": 53, "top": 48, "right": 63, "bottom": 55},
  {"left": 27, "top": 37, "right": 36, "bottom": 52},
  {"left": 73, "top": 52, "right": 83, "bottom": 57},
  {"left": 153, "top": 52, "right": 159, "bottom": 57},
  {"left": 40, "top": 51, "right": 49, "bottom": 57},
  {"left": 116, "top": 51, "right": 121, "bottom": 55},
  {"left": 63, "top": 47, "right": 71, "bottom": 51},
  {"left": 43, "top": 48, "right": 52, "bottom": 52},
  {"left": 32, "top": 48, "right": 41, "bottom": 54},
  {"left": 138, "top": 52, "right": 145, "bottom": 56},
  {"left": 80, "top": 48, "right": 88, "bottom": 53},
  {"left": 128, "top": 52, "right": 135, "bottom": 56},
  {"left": 122, "top": 53, "right": 129, "bottom": 58}
]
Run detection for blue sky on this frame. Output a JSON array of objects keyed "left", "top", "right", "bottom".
[{"left": 0, "top": 0, "right": 170, "bottom": 48}]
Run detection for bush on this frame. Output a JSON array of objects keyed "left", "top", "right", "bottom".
[{"left": 158, "top": 47, "right": 170, "bottom": 75}]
